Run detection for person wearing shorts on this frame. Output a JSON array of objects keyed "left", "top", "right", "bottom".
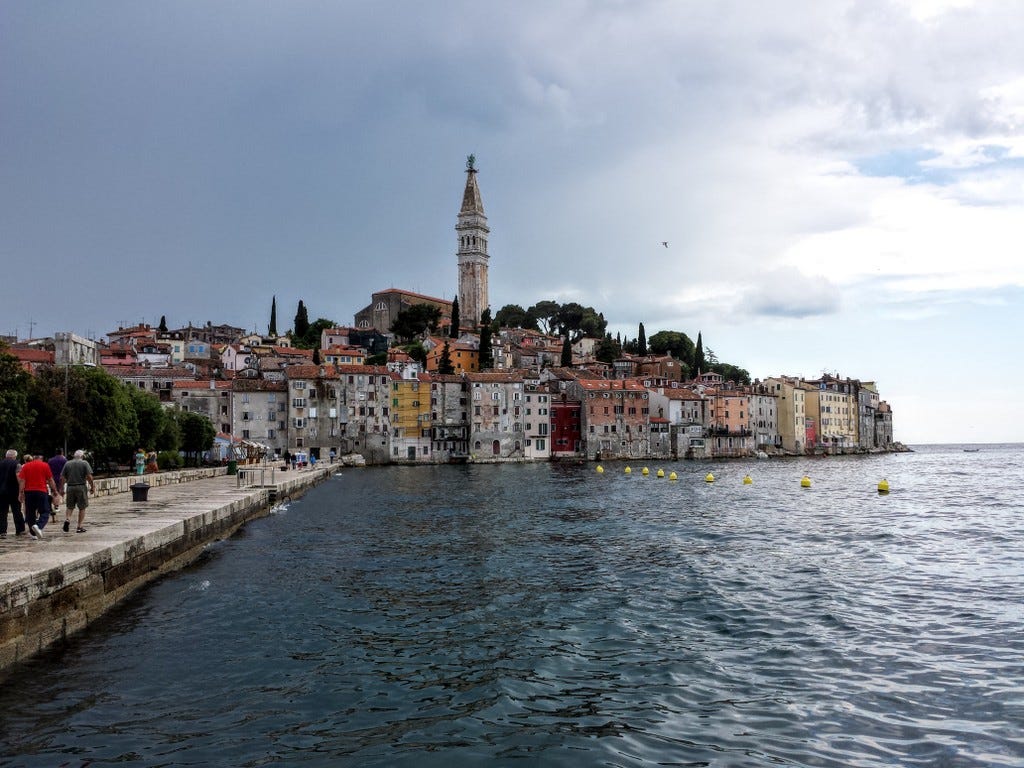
[
  {"left": 18, "top": 455, "right": 60, "bottom": 539},
  {"left": 60, "top": 450, "right": 96, "bottom": 533}
]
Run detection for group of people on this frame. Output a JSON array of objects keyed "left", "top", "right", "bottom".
[{"left": 0, "top": 448, "right": 96, "bottom": 540}]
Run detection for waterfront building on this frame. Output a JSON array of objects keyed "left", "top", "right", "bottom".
[
  {"left": 549, "top": 392, "right": 583, "bottom": 458},
  {"left": 285, "top": 364, "right": 347, "bottom": 460},
  {"left": 230, "top": 378, "right": 288, "bottom": 456},
  {"left": 571, "top": 378, "right": 651, "bottom": 460},
  {"left": 804, "top": 375, "right": 858, "bottom": 452},
  {"left": 466, "top": 372, "right": 526, "bottom": 459},
  {"left": 456, "top": 156, "right": 490, "bottom": 329},
  {"left": 337, "top": 365, "right": 394, "bottom": 464},
  {"left": 858, "top": 381, "right": 880, "bottom": 450},
  {"left": 875, "top": 400, "right": 894, "bottom": 448},
  {"left": 707, "top": 388, "right": 753, "bottom": 457},
  {"left": 748, "top": 383, "right": 781, "bottom": 452},
  {"left": 765, "top": 376, "right": 808, "bottom": 455},
  {"left": 390, "top": 373, "right": 433, "bottom": 462},
  {"left": 522, "top": 379, "right": 553, "bottom": 460},
  {"left": 170, "top": 379, "right": 233, "bottom": 430},
  {"left": 429, "top": 374, "right": 470, "bottom": 461},
  {"left": 648, "top": 387, "right": 708, "bottom": 458}
]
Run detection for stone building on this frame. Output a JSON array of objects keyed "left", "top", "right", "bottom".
[{"left": 466, "top": 372, "right": 526, "bottom": 459}]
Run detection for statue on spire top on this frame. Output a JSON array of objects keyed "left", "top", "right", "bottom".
[{"left": 466, "top": 154, "right": 476, "bottom": 172}]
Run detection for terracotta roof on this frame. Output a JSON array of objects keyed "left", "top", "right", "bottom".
[
  {"left": 576, "top": 379, "right": 647, "bottom": 391},
  {"left": 284, "top": 364, "right": 339, "bottom": 379},
  {"left": 336, "top": 364, "right": 392, "bottom": 375},
  {"left": 465, "top": 372, "right": 524, "bottom": 383},
  {"left": 661, "top": 389, "right": 704, "bottom": 401},
  {"left": 172, "top": 379, "right": 231, "bottom": 390},
  {"left": 230, "top": 379, "right": 288, "bottom": 392},
  {"left": 374, "top": 288, "right": 452, "bottom": 305}
]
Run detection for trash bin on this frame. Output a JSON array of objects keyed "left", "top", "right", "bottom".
[
  {"left": 130, "top": 483, "right": 150, "bottom": 502},
  {"left": 227, "top": 460, "right": 238, "bottom": 475}
]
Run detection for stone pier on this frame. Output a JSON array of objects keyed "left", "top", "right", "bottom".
[{"left": 0, "top": 465, "right": 332, "bottom": 674}]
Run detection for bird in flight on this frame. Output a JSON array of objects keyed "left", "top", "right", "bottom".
[{"left": 661, "top": 241, "right": 669, "bottom": 248}]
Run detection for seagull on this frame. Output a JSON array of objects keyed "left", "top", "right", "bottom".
[{"left": 661, "top": 241, "right": 669, "bottom": 248}]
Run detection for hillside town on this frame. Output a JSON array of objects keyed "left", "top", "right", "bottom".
[{"left": 2, "top": 160, "right": 898, "bottom": 465}]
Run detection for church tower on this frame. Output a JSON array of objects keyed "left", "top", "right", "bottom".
[{"left": 456, "top": 155, "right": 490, "bottom": 329}]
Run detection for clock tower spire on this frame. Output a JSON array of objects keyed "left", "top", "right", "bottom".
[{"left": 456, "top": 154, "right": 490, "bottom": 329}]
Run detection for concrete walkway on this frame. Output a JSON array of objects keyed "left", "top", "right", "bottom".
[{"left": 0, "top": 465, "right": 332, "bottom": 672}]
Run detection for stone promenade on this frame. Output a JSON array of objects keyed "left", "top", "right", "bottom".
[{"left": 0, "top": 465, "right": 332, "bottom": 673}]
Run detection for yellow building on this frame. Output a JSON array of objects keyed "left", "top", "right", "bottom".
[
  {"left": 765, "top": 376, "right": 808, "bottom": 454},
  {"left": 390, "top": 374, "right": 433, "bottom": 461},
  {"left": 804, "top": 377, "right": 859, "bottom": 451}
]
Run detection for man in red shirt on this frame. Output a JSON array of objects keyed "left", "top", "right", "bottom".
[{"left": 18, "top": 455, "right": 61, "bottom": 539}]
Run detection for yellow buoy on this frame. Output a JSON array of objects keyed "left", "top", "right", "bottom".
[
  {"left": 742, "top": 475, "right": 753, "bottom": 485},
  {"left": 656, "top": 469, "right": 665, "bottom": 478},
  {"left": 705, "top": 472, "right": 714, "bottom": 483},
  {"left": 642, "top": 467, "right": 650, "bottom": 476},
  {"left": 877, "top": 479, "right": 890, "bottom": 494},
  {"left": 624, "top": 466, "right": 632, "bottom": 474},
  {"left": 669, "top": 471, "right": 678, "bottom": 481},
  {"left": 596, "top": 465, "right": 604, "bottom": 474},
  {"left": 801, "top": 475, "right": 812, "bottom": 488}
]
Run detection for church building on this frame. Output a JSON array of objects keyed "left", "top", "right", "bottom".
[{"left": 456, "top": 155, "right": 490, "bottom": 329}]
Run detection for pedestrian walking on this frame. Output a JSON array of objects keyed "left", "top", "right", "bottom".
[
  {"left": 60, "top": 450, "right": 96, "bottom": 533},
  {"left": 0, "top": 449, "right": 25, "bottom": 538},
  {"left": 18, "top": 455, "right": 61, "bottom": 539}
]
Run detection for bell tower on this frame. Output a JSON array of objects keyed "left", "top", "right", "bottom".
[{"left": 456, "top": 154, "right": 489, "bottom": 329}]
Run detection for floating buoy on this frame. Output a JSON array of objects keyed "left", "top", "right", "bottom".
[
  {"left": 801, "top": 475, "right": 812, "bottom": 488},
  {"left": 656, "top": 469, "right": 665, "bottom": 478},
  {"left": 705, "top": 472, "right": 714, "bottom": 483},
  {"left": 624, "top": 466, "right": 632, "bottom": 475},
  {"left": 669, "top": 472, "right": 678, "bottom": 481},
  {"left": 742, "top": 475, "right": 753, "bottom": 485},
  {"left": 596, "top": 465, "right": 604, "bottom": 474},
  {"left": 877, "top": 479, "right": 890, "bottom": 494},
  {"left": 642, "top": 467, "right": 650, "bottom": 476}
]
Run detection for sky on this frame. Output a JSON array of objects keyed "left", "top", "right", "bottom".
[{"left": 2, "top": 0, "right": 1023, "bottom": 444}]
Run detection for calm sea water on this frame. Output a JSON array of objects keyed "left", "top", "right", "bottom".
[{"left": 2, "top": 444, "right": 1023, "bottom": 767}]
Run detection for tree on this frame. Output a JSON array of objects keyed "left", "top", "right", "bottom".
[
  {"left": 450, "top": 296, "right": 460, "bottom": 337},
  {"left": 177, "top": 410, "right": 216, "bottom": 467},
  {"left": 312, "top": 347, "right": 321, "bottom": 365},
  {"left": 637, "top": 323, "right": 647, "bottom": 356},
  {"left": 710, "top": 362, "right": 751, "bottom": 385},
  {"left": 126, "top": 385, "right": 171, "bottom": 453},
  {"left": 390, "top": 304, "right": 441, "bottom": 341},
  {"left": 158, "top": 315, "right": 168, "bottom": 334},
  {"left": 438, "top": 341, "right": 455, "bottom": 374},
  {"left": 269, "top": 296, "right": 278, "bottom": 337},
  {"left": 403, "top": 342, "right": 427, "bottom": 365},
  {"left": 527, "top": 300, "right": 561, "bottom": 335},
  {"left": 0, "top": 347, "right": 33, "bottom": 451},
  {"left": 297, "top": 317, "right": 337, "bottom": 350},
  {"left": 694, "top": 332, "right": 706, "bottom": 376},
  {"left": 560, "top": 336, "right": 572, "bottom": 366},
  {"left": 494, "top": 303, "right": 537, "bottom": 330},
  {"left": 364, "top": 352, "right": 387, "bottom": 366},
  {"left": 294, "top": 300, "right": 310, "bottom": 341},
  {"left": 478, "top": 308, "right": 493, "bottom": 369},
  {"left": 648, "top": 330, "right": 695, "bottom": 365},
  {"left": 596, "top": 333, "right": 621, "bottom": 365}
]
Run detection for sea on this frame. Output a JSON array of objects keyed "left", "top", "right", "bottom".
[{"left": 1, "top": 443, "right": 1022, "bottom": 767}]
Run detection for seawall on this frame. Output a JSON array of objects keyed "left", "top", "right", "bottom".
[{"left": 0, "top": 466, "right": 332, "bottom": 675}]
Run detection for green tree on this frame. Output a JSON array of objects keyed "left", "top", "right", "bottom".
[
  {"left": 294, "top": 300, "right": 310, "bottom": 341},
  {"left": 637, "top": 322, "right": 647, "bottom": 356},
  {"left": 710, "top": 362, "right": 751, "bottom": 385},
  {"left": 312, "top": 347, "right": 321, "bottom": 365},
  {"left": 595, "top": 333, "right": 621, "bottom": 365},
  {"left": 450, "top": 297, "right": 460, "bottom": 338},
  {"left": 527, "top": 300, "right": 561, "bottom": 335},
  {"left": 0, "top": 347, "right": 33, "bottom": 451},
  {"left": 364, "top": 352, "right": 387, "bottom": 366},
  {"left": 391, "top": 304, "right": 441, "bottom": 341},
  {"left": 293, "top": 317, "right": 337, "bottom": 350},
  {"left": 648, "top": 330, "right": 695, "bottom": 365},
  {"left": 158, "top": 315, "right": 168, "bottom": 334},
  {"left": 694, "top": 332, "right": 706, "bottom": 376},
  {"left": 126, "top": 385, "right": 171, "bottom": 453},
  {"left": 177, "top": 410, "right": 216, "bottom": 467},
  {"left": 494, "top": 304, "right": 537, "bottom": 330},
  {"left": 560, "top": 336, "right": 572, "bottom": 366},
  {"left": 438, "top": 341, "right": 455, "bottom": 374},
  {"left": 269, "top": 296, "right": 278, "bottom": 336},
  {"left": 478, "top": 308, "right": 493, "bottom": 369},
  {"left": 403, "top": 342, "right": 427, "bottom": 365}
]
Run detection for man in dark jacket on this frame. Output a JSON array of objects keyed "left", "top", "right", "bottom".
[{"left": 0, "top": 449, "right": 25, "bottom": 538}]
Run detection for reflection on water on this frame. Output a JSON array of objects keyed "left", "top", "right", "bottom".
[{"left": 2, "top": 445, "right": 1023, "bottom": 766}]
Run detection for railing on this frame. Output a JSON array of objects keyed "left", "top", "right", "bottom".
[{"left": 236, "top": 466, "right": 277, "bottom": 488}]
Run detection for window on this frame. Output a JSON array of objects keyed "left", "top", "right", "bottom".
[
  {"left": 292, "top": 398, "right": 307, "bottom": 408},
  {"left": 242, "top": 429, "right": 250, "bottom": 439},
  {"left": 294, "top": 381, "right": 307, "bottom": 390},
  {"left": 293, "top": 418, "right": 305, "bottom": 428}
]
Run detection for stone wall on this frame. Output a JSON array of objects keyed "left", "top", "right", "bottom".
[{"left": 93, "top": 467, "right": 228, "bottom": 497}]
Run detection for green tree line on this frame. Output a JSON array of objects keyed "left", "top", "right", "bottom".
[{"left": 0, "top": 346, "right": 215, "bottom": 470}]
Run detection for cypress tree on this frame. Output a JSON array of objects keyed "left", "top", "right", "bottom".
[
  {"left": 560, "top": 335, "right": 572, "bottom": 366},
  {"left": 158, "top": 315, "right": 168, "bottom": 334},
  {"left": 450, "top": 297, "right": 460, "bottom": 338},
  {"left": 312, "top": 347, "right": 321, "bottom": 365},
  {"left": 438, "top": 341, "right": 455, "bottom": 374},
  {"left": 694, "top": 331, "right": 705, "bottom": 376},
  {"left": 478, "top": 308, "right": 493, "bottom": 370},
  {"left": 294, "top": 300, "right": 309, "bottom": 341},
  {"left": 269, "top": 296, "right": 278, "bottom": 337},
  {"left": 637, "top": 322, "right": 647, "bottom": 356}
]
